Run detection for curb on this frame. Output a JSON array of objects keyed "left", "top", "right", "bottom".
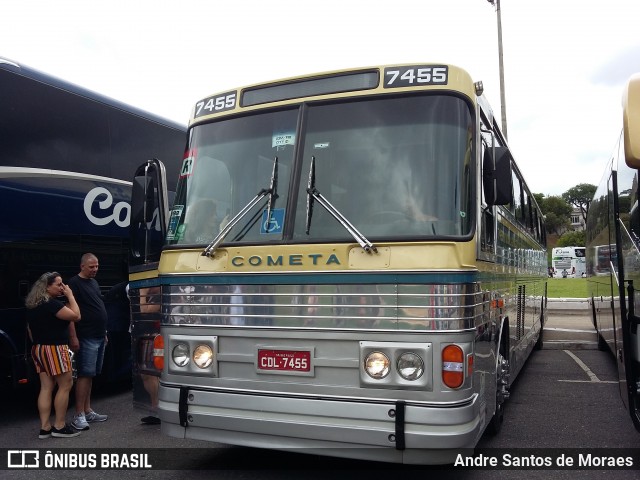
[
  {"left": 547, "top": 298, "right": 589, "bottom": 315},
  {"left": 543, "top": 340, "right": 598, "bottom": 350}
]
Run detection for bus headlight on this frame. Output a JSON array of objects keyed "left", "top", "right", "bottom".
[
  {"left": 364, "top": 351, "right": 390, "bottom": 379},
  {"left": 193, "top": 345, "right": 213, "bottom": 369},
  {"left": 172, "top": 343, "right": 190, "bottom": 367},
  {"left": 397, "top": 352, "right": 424, "bottom": 380}
]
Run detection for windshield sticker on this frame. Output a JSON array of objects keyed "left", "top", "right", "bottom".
[
  {"left": 272, "top": 132, "right": 295, "bottom": 148},
  {"left": 180, "top": 155, "right": 195, "bottom": 178},
  {"left": 166, "top": 205, "right": 185, "bottom": 240},
  {"left": 260, "top": 208, "right": 285, "bottom": 235}
]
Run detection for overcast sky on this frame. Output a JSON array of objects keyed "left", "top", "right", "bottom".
[{"left": 2, "top": 0, "right": 639, "bottom": 196}]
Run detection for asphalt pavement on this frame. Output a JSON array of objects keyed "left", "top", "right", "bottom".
[{"left": 544, "top": 298, "right": 596, "bottom": 350}]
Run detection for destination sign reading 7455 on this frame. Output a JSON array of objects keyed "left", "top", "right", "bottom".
[
  {"left": 383, "top": 65, "right": 448, "bottom": 88},
  {"left": 194, "top": 90, "right": 237, "bottom": 118}
]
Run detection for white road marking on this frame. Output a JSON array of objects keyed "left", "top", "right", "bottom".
[{"left": 558, "top": 350, "right": 617, "bottom": 384}]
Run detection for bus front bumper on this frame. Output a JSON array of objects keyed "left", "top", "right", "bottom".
[{"left": 158, "top": 385, "right": 484, "bottom": 465}]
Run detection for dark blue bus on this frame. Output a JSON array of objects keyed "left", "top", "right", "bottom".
[{"left": 0, "top": 57, "right": 186, "bottom": 389}]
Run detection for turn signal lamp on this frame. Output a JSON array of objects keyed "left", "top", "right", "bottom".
[
  {"left": 442, "top": 344, "right": 464, "bottom": 388},
  {"left": 153, "top": 334, "right": 165, "bottom": 370}
]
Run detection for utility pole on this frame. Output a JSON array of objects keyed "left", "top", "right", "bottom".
[{"left": 487, "top": 0, "right": 508, "bottom": 140}]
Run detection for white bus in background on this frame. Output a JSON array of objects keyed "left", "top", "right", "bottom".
[{"left": 551, "top": 246, "right": 586, "bottom": 278}]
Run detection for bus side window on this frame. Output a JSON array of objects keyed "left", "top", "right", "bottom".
[
  {"left": 480, "top": 140, "right": 496, "bottom": 255},
  {"left": 511, "top": 171, "right": 522, "bottom": 219},
  {"left": 481, "top": 208, "right": 494, "bottom": 253}
]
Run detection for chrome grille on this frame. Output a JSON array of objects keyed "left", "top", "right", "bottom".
[{"left": 161, "top": 282, "right": 485, "bottom": 331}]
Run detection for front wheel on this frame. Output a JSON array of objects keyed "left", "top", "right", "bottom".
[
  {"left": 597, "top": 333, "right": 608, "bottom": 351},
  {"left": 534, "top": 325, "right": 544, "bottom": 350}
]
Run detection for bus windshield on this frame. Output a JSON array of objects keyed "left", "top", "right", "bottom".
[{"left": 168, "top": 94, "right": 473, "bottom": 246}]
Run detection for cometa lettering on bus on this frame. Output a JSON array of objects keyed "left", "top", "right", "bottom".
[{"left": 231, "top": 253, "right": 342, "bottom": 267}]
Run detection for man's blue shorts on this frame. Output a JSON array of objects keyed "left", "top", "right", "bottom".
[{"left": 76, "top": 337, "right": 106, "bottom": 377}]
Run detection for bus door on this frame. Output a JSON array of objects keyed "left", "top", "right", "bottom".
[
  {"left": 607, "top": 170, "right": 632, "bottom": 414},
  {"left": 622, "top": 219, "right": 640, "bottom": 432}
]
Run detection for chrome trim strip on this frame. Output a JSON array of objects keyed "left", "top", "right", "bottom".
[{"left": 161, "top": 383, "right": 478, "bottom": 408}]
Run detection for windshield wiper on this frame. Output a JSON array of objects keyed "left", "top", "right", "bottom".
[
  {"left": 203, "top": 157, "right": 279, "bottom": 257},
  {"left": 306, "top": 156, "right": 377, "bottom": 254},
  {"left": 230, "top": 154, "right": 279, "bottom": 242},
  {"left": 265, "top": 154, "right": 278, "bottom": 229}
]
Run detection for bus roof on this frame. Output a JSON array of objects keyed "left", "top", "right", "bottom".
[
  {"left": 0, "top": 56, "right": 185, "bottom": 131},
  {"left": 188, "top": 62, "right": 478, "bottom": 127}
]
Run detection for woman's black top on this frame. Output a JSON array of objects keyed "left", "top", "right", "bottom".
[{"left": 27, "top": 299, "right": 69, "bottom": 345}]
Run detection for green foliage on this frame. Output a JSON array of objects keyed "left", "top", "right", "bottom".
[
  {"left": 541, "top": 195, "right": 573, "bottom": 235},
  {"left": 544, "top": 212, "right": 570, "bottom": 235},
  {"left": 556, "top": 230, "right": 585, "bottom": 247},
  {"left": 533, "top": 192, "right": 545, "bottom": 210},
  {"left": 562, "top": 183, "right": 597, "bottom": 222},
  {"left": 543, "top": 195, "right": 573, "bottom": 216},
  {"left": 547, "top": 277, "right": 587, "bottom": 298}
]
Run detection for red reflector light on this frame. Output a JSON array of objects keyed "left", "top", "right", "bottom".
[
  {"left": 153, "top": 334, "right": 165, "bottom": 370},
  {"left": 442, "top": 344, "right": 464, "bottom": 389}
]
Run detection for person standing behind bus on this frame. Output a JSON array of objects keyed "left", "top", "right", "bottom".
[
  {"left": 139, "top": 286, "right": 161, "bottom": 425},
  {"left": 68, "top": 253, "right": 109, "bottom": 431},
  {"left": 26, "top": 272, "right": 82, "bottom": 439}
]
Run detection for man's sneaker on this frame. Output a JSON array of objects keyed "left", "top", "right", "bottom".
[
  {"left": 85, "top": 410, "right": 108, "bottom": 423},
  {"left": 51, "top": 425, "right": 81, "bottom": 438},
  {"left": 71, "top": 412, "right": 90, "bottom": 431},
  {"left": 141, "top": 415, "right": 161, "bottom": 425},
  {"left": 38, "top": 428, "right": 52, "bottom": 439}
]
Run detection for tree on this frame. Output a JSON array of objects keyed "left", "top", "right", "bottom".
[
  {"left": 537, "top": 195, "right": 572, "bottom": 235},
  {"left": 533, "top": 193, "right": 545, "bottom": 210},
  {"left": 557, "top": 230, "right": 585, "bottom": 247},
  {"left": 562, "top": 184, "right": 597, "bottom": 224}
]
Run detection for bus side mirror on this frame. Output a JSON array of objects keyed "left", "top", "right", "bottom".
[
  {"left": 131, "top": 175, "right": 156, "bottom": 225},
  {"left": 483, "top": 146, "right": 513, "bottom": 206},
  {"left": 129, "top": 159, "right": 169, "bottom": 266}
]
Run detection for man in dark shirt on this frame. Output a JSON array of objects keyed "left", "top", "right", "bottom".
[{"left": 68, "top": 253, "right": 109, "bottom": 431}]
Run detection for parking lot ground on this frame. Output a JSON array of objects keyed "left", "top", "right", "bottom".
[{"left": 544, "top": 300, "right": 597, "bottom": 350}]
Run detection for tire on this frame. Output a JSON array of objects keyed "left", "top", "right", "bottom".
[
  {"left": 487, "top": 351, "right": 509, "bottom": 435},
  {"left": 597, "top": 333, "right": 608, "bottom": 352},
  {"left": 534, "top": 325, "right": 544, "bottom": 350},
  {"left": 590, "top": 299, "right": 607, "bottom": 352},
  {"left": 535, "top": 297, "right": 545, "bottom": 351}
]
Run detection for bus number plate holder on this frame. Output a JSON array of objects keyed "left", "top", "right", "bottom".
[{"left": 256, "top": 348, "right": 314, "bottom": 376}]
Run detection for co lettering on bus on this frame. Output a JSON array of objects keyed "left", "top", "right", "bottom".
[{"left": 83, "top": 186, "right": 161, "bottom": 230}]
